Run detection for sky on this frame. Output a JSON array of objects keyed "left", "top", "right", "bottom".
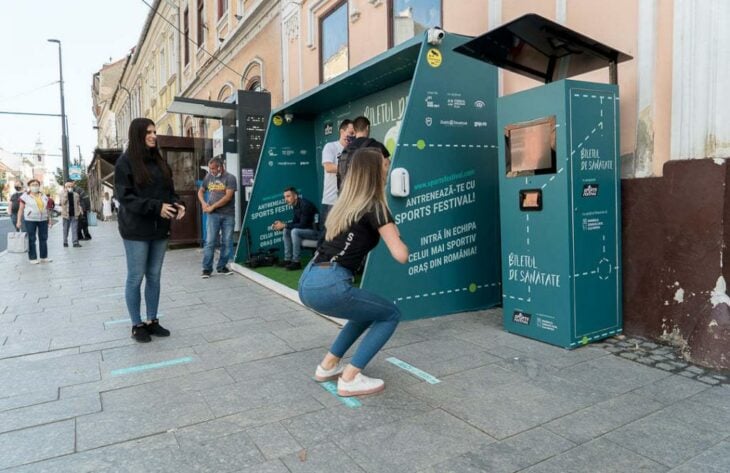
[{"left": 0, "top": 0, "right": 149, "bottom": 173}]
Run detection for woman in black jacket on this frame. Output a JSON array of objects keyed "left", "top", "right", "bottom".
[{"left": 115, "top": 118, "right": 186, "bottom": 343}]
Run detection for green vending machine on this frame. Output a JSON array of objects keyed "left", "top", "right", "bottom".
[{"left": 456, "top": 14, "right": 632, "bottom": 348}]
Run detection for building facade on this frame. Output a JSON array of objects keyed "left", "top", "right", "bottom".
[{"left": 92, "top": 57, "right": 126, "bottom": 149}]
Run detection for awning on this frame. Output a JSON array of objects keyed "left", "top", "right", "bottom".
[{"left": 167, "top": 97, "right": 236, "bottom": 119}]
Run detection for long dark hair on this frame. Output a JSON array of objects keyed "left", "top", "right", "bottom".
[{"left": 127, "top": 117, "right": 171, "bottom": 187}]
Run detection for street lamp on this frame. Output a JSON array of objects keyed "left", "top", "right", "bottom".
[{"left": 48, "top": 39, "right": 70, "bottom": 183}]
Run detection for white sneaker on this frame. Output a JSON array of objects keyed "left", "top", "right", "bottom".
[
  {"left": 30, "top": 259, "right": 40, "bottom": 265},
  {"left": 41, "top": 258, "right": 52, "bottom": 263},
  {"left": 337, "top": 373, "right": 385, "bottom": 397},
  {"left": 314, "top": 363, "right": 344, "bottom": 382}
]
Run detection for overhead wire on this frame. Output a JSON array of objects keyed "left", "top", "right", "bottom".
[{"left": 0, "top": 81, "right": 59, "bottom": 104}]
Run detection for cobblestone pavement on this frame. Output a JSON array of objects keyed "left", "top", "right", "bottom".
[{"left": 1, "top": 222, "right": 729, "bottom": 472}]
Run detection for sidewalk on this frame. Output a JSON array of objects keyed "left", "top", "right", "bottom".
[{"left": 0, "top": 222, "right": 728, "bottom": 472}]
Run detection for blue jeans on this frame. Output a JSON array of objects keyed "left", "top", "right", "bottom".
[
  {"left": 203, "top": 213, "right": 235, "bottom": 271},
  {"left": 24, "top": 220, "right": 48, "bottom": 260},
  {"left": 283, "top": 227, "right": 319, "bottom": 262},
  {"left": 122, "top": 239, "right": 168, "bottom": 326},
  {"left": 62, "top": 217, "right": 78, "bottom": 245},
  {"left": 298, "top": 262, "right": 401, "bottom": 369}
]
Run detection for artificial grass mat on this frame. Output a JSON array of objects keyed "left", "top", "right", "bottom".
[{"left": 251, "top": 254, "right": 362, "bottom": 290}]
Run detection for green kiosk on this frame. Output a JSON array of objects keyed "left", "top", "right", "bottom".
[
  {"left": 456, "top": 14, "right": 632, "bottom": 347},
  {"left": 236, "top": 31, "right": 503, "bottom": 320}
]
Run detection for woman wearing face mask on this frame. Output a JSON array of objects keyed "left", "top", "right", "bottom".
[
  {"left": 16, "top": 179, "right": 52, "bottom": 264},
  {"left": 298, "top": 148, "right": 408, "bottom": 397},
  {"left": 115, "top": 118, "right": 186, "bottom": 343}
]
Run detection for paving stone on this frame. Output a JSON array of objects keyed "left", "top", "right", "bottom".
[
  {"left": 519, "top": 438, "right": 667, "bottom": 473},
  {"left": 76, "top": 383, "right": 215, "bottom": 451},
  {"left": 174, "top": 430, "right": 265, "bottom": 472},
  {"left": 0, "top": 338, "right": 52, "bottom": 360},
  {"left": 0, "top": 388, "right": 58, "bottom": 413},
  {"left": 556, "top": 355, "right": 670, "bottom": 395},
  {"left": 0, "top": 393, "right": 100, "bottom": 434},
  {"left": 439, "top": 373, "right": 609, "bottom": 440},
  {"left": 246, "top": 421, "right": 302, "bottom": 460},
  {"left": 656, "top": 362, "right": 675, "bottom": 371},
  {"left": 281, "top": 387, "right": 432, "bottom": 448},
  {"left": 686, "top": 365, "right": 705, "bottom": 375},
  {"left": 650, "top": 354, "right": 669, "bottom": 361},
  {"left": 0, "top": 420, "right": 76, "bottom": 470},
  {"left": 631, "top": 375, "right": 709, "bottom": 405},
  {"left": 335, "top": 410, "right": 493, "bottom": 473},
  {"left": 0, "top": 351, "right": 101, "bottom": 398},
  {"left": 620, "top": 352, "right": 639, "bottom": 360},
  {"left": 605, "top": 407, "right": 721, "bottom": 467},
  {"left": 698, "top": 376, "right": 721, "bottom": 385},
  {"left": 281, "top": 442, "right": 366, "bottom": 473},
  {"left": 671, "top": 361, "right": 689, "bottom": 369},
  {"left": 236, "top": 460, "right": 291, "bottom": 473},
  {"left": 679, "top": 370, "right": 697, "bottom": 378},
  {"left": 667, "top": 440, "right": 730, "bottom": 473},
  {"left": 544, "top": 392, "right": 664, "bottom": 444},
  {"left": 421, "top": 427, "right": 575, "bottom": 473},
  {"left": 642, "top": 342, "right": 659, "bottom": 349},
  {"left": 271, "top": 323, "right": 341, "bottom": 351}
]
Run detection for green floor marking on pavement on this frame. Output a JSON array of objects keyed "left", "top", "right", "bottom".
[
  {"left": 110, "top": 356, "right": 193, "bottom": 376},
  {"left": 386, "top": 357, "right": 441, "bottom": 384},
  {"left": 318, "top": 381, "right": 362, "bottom": 408},
  {"left": 104, "top": 314, "right": 164, "bottom": 326}
]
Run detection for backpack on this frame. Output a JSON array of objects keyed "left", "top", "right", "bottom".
[{"left": 336, "top": 138, "right": 375, "bottom": 192}]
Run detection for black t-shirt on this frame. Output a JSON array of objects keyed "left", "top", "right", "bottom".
[
  {"left": 349, "top": 137, "right": 390, "bottom": 158},
  {"left": 314, "top": 207, "right": 394, "bottom": 272}
]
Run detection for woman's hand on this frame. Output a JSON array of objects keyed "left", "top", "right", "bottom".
[
  {"left": 160, "top": 203, "right": 177, "bottom": 219},
  {"left": 174, "top": 203, "right": 186, "bottom": 220}
]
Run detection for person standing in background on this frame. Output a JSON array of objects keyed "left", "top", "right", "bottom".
[
  {"left": 60, "top": 181, "right": 83, "bottom": 248},
  {"left": 198, "top": 157, "right": 237, "bottom": 278},
  {"left": 9, "top": 183, "right": 24, "bottom": 231},
  {"left": 320, "top": 119, "right": 354, "bottom": 244},
  {"left": 16, "top": 179, "right": 53, "bottom": 264}
]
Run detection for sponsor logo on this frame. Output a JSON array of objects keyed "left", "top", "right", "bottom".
[
  {"left": 272, "top": 115, "right": 283, "bottom": 126},
  {"left": 425, "top": 96, "right": 440, "bottom": 108},
  {"left": 426, "top": 48, "right": 442, "bottom": 68},
  {"left": 582, "top": 184, "right": 599, "bottom": 197},
  {"left": 473, "top": 121, "right": 488, "bottom": 127},
  {"left": 425, "top": 117, "right": 432, "bottom": 126},
  {"left": 513, "top": 310, "right": 532, "bottom": 325},
  {"left": 474, "top": 100, "right": 486, "bottom": 109},
  {"left": 324, "top": 122, "right": 333, "bottom": 135},
  {"left": 439, "top": 119, "right": 468, "bottom": 127}
]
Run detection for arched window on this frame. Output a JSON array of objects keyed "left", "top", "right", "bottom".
[
  {"left": 241, "top": 59, "right": 264, "bottom": 91},
  {"left": 198, "top": 118, "right": 207, "bottom": 138},
  {"left": 217, "top": 83, "right": 235, "bottom": 102},
  {"left": 246, "top": 76, "right": 262, "bottom": 91},
  {"left": 166, "top": 125, "right": 174, "bottom": 136},
  {"left": 184, "top": 116, "right": 194, "bottom": 137}
]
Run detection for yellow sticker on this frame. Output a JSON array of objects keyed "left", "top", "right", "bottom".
[
  {"left": 426, "top": 48, "right": 442, "bottom": 68},
  {"left": 272, "top": 115, "right": 283, "bottom": 126}
]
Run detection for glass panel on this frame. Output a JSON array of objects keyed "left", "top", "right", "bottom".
[
  {"left": 166, "top": 151, "right": 197, "bottom": 191},
  {"left": 321, "top": 3, "right": 348, "bottom": 82},
  {"left": 392, "top": 0, "right": 441, "bottom": 46}
]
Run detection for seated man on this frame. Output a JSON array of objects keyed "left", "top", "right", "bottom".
[{"left": 271, "top": 187, "right": 318, "bottom": 270}]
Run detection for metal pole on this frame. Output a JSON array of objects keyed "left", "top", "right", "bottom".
[{"left": 48, "top": 39, "right": 70, "bottom": 182}]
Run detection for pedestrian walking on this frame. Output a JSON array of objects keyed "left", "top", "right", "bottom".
[
  {"left": 102, "top": 192, "right": 113, "bottom": 221},
  {"left": 115, "top": 117, "right": 186, "bottom": 343},
  {"left": 76, "top": 186, "right": 92, "bottom": 240},
  {"left": 59, "top": 181, "right": 83, "bottom": 247},
  {"left": 15, "top": 179, "right": 53, "bottom": 264},
  {"left": 298, "top": 148, "right": 408, "bottom": 397},
  {"left": 198, "top": 157, "right": 236, "bottom": 278},
  {"left": 9, "top": 183, "right": 24, "bottom": 231}
]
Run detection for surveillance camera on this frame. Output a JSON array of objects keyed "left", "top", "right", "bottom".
[
  {"left": 284, "top": 113, "right": 293, "bottom": 123},
  {"left": 427, "top": 27, "right": 445, "bottom": 45}
]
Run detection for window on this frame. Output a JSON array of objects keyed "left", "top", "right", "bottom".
[
  {"left": 237, "top": 0, "right": 244, "bottom": 19},
  {"left": 218, "top": 0, "right": 228, "bottom": 19},
  {"left": 246, "top": 77, "right": 261, "bottom": 91},
  {"left": 197, "top": 0, "right": 205, "bottom": 47},
  {"left": 390, "top": 0, "right": 442, "bottom": 47},
  {"left": 320, "top": 1, "right": 348, "bottom": 82},
  {"left": 169, "top": 34, "right": 177, "bottom": 76},
  {"left": 183, "top": 7, "right": 190, "bottom": 65},
  {"left": 159, "top": 48, "right": 166, "bottom": 85}
]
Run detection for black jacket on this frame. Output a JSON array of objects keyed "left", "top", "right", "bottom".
[
  {"left": 114, "top": 152, "right": 182, "bottom": 240},
  {"left": 286, "top": 197, "right": 317, "bottom": 230}
]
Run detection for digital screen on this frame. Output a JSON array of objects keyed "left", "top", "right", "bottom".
[{"left": 505, "top": 116, "right": 556, "bottom": 177}]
